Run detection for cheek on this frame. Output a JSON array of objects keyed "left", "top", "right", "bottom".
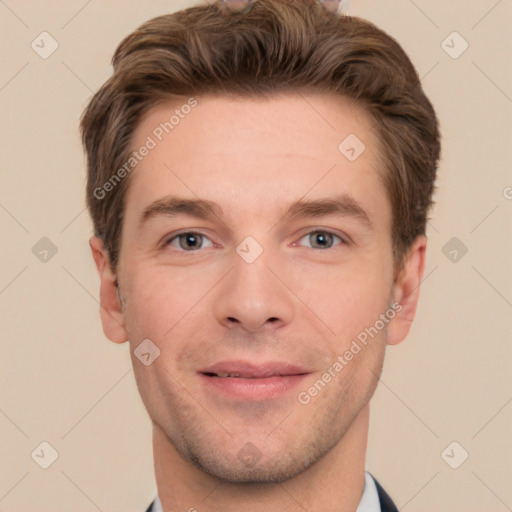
[
  {"left": 121, "top": 270, "right": 177, "bottom": 341},
  {"left": 296, "top": 259, "right": 393, "bottom": 340},
  {"left": 122, "top": 264, "right": 218, "bottom": 343}
]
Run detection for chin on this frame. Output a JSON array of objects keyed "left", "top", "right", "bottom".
[
  {"left": 190, "top": 454, "right": 312, "bottom": 484},
  {"left": 182, "top": 435, "right": 335, "bottom": 485}
]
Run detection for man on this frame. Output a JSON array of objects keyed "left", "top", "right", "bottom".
[{"left": 81, "top": 0, "right": 441, "bottom": 510}]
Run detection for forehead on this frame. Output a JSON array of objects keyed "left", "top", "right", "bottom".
[
  {"left": 133, "top": 92, "right": 377, "bottom": 159},
  {"left": 123, "top": 93, "right": 389, "bottom": 229}
]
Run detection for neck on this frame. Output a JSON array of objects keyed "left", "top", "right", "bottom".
[{"left": 153, "top": 404, "right": 369, "bottom": 512}]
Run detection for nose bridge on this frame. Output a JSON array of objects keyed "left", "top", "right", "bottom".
[{"left": 212, "top": 242, "right": 295, "bottom": 332}]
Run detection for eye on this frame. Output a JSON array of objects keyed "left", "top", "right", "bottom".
[
  {"left": 165, "top": 232, "right": 214, "bottom": 251},
  {"left": 297, "top": 230, "right": 344, "bottom": 249}
]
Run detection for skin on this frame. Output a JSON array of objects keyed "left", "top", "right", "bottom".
[{"left": 90, "top": 93, "right": 426, "bottom": 511}]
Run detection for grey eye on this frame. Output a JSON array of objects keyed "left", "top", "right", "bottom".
[{"left": 299, "top": 231, "right": 342, "bottom": 249}]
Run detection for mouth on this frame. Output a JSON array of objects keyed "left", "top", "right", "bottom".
[
  {"left": 198, "top": 360, "right": 312, "bottom": 400},
  {"left": 202, "top": 372, "right": 289, "bottom": 378}
]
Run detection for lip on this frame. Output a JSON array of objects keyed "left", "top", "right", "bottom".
[
  {"left": 199, "top": 360, "right": 311, "bottom": 378},
  {"left": 198, "top": 360, "right": 312, "bottom": 400}
]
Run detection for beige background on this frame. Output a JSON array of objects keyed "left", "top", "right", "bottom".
[{"left": 0, "top": 1, "right": 511, "bottom": 511}]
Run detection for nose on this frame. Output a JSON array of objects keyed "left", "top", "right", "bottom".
[{"left": 212, "top": 248, "right": 295, "bottom": 333}]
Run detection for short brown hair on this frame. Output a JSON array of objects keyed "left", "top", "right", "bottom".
[{"left": 81, "top": 0, "right": 441, "bottom": 276}]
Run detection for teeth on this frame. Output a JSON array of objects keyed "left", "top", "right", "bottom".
[{"left": 217, "top": 372, "right": 241, "bottom": 378}]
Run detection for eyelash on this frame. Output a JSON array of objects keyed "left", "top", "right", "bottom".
[{"left": 162, "top": 229, "right": 347, "bottom": 252}]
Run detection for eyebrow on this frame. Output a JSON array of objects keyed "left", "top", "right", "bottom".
[
  {"left": 138, "top": 197, "right": 223, "bottom": 232},
  {"left": 137, "top": 194, "right": 373, "bottom": 232},
  {"left": 280, "top": 195, "right": 373, "bottom": 229}
]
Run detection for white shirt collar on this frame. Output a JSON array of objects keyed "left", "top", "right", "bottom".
[
  {"left": 151, "top": 493, "right": 163, "bottom": 512},
  {"left": 356, "top": 471, "right": 381, "bottom": 512},
  {"left": 151, "top": 470, "right": 380, "bottom": 512}
]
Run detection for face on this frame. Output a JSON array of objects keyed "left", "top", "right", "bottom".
[{"left": 92, "top": 93, "right": 425, "bottom": 483}]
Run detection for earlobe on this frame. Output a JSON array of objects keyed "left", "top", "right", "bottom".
[
  {"left": 89, "top": 236, "right": 129, "bottom": 344},
  {"left": 387, "top": 236, "right": 427, "bottom": 346}
]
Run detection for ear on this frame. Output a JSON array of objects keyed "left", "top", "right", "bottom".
[
  {"left": 387, "top": 235, "right": 427, "bottom": 346},
  {"left": 89, "top": 236, "right": 129, "bottom": 344}
]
